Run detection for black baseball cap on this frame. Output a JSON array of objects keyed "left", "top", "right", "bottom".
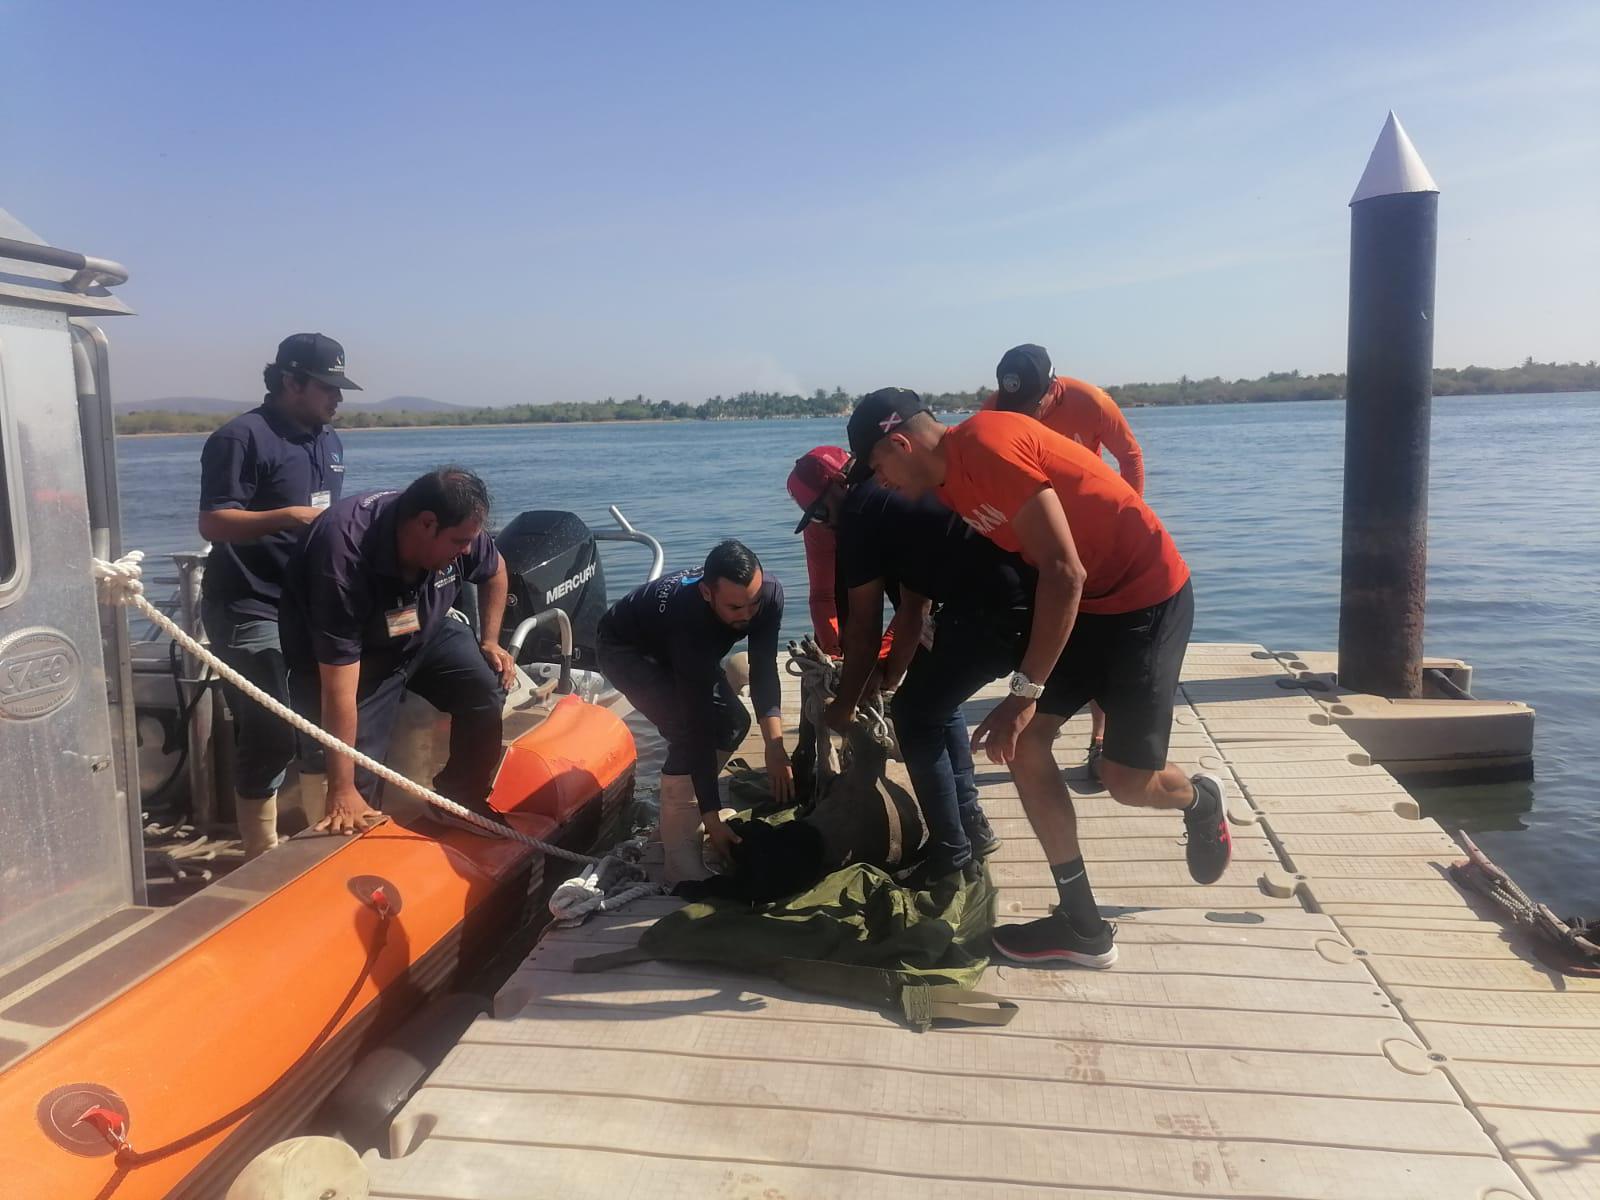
[
  {"left": 845, "top": 388, "right": 933, "bottom": 484},
  {"left": 274, "top": 332, "right": 363, "bottom": 391},
  {"left": 995, "top": 344, "right": 1052, "bottom": 411}
]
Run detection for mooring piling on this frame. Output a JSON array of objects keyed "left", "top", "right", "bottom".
[{"left": 1338, "top": 112, "right": 1440, "bottom": 699}]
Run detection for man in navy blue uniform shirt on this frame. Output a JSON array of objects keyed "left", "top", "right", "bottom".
[
  {"left": 279, "top": 468, "right": 518, "bottom": 836},
  {"left": 596, "top": 540, "right": 789, "bottom": 883},
  {"left": 198, "top": 332, "right": 358, "bottom": 858}
]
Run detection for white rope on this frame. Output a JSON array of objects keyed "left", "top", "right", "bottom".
[
  {"left": 94, "top": 551, "right": 596, "bottom": 867},
  {"left": 547, "top": 836, "right": 664, "bottom": 924},
  {"left": 786, "top": 639, "right": 892, "bottom": 748}
]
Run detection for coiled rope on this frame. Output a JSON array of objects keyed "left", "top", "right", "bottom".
[
  {"left": 785, "top": 637, "right": 892, "bottom": 747},
  {"left": 547, "top": 836, "right": 662, "bottom": 923},
  {"left": 93, "top": 551, "right": 596, "bottom": 866}
]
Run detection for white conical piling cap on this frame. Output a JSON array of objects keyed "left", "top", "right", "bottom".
[{"left": 1350, "top": 112, "right": 1439, "bottom": 205}]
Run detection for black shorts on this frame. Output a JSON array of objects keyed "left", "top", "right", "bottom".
[{"left": 1039, "top": 579, "right": 1194, "bottom": 771}]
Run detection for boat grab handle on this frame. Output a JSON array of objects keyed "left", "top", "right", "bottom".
[
  {"left": 593, "top": 504, "right": 664, "bottom": 582},
  {"left": 0, "top": 234, "right": 129, "bottom": 291}
]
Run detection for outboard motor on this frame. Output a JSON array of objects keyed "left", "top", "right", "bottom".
[{"left": 495, "top": 511, "right": 608, "bottom": 669}]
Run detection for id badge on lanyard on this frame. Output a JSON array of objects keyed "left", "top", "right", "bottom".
[
  {"left": 311, "top": 490, "right": 332, "bottom": 510},
  {"left": 385, "top": 604, "right": 421, "bottom": 638}
]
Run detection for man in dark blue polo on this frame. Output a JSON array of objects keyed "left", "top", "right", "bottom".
[
  {"left": 280, "top": 467, "right": 518, "bottom": 836},
  {"left": 198, "top": 332, "right": 358, "bottom": 858},
  {"left": 596, "top": 540, "right": 789, "bottom": 884}
]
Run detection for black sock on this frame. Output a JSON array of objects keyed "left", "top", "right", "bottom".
[
  {"left": 1182, "top": 778, "right": 1204, "bottom": 814},
  {"left": 1050, "top": 857, "right": 1102, "bottom": 934}
]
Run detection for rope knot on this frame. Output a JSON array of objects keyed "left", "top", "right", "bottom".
[{"left": 91, "top": 551, "right": 148, "bottom": 606}]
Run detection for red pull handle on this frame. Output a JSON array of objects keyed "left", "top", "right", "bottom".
[
  {"left": 368, "top": 885, "right": 392, "bottom": 918},
  {"left": 75, "top": 1104, "right": 128, "bottom": 1149}
]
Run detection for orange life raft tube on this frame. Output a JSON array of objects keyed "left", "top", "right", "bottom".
[{"left": 0, "top": 694, "right": 633, "bottom": 1200}]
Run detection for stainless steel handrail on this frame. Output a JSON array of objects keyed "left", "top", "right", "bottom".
[
  {"left": 593, "top": 504, "right": 664, "bottom": 582},
  {"left": 507, "top": 608, "right": 576, "bottom": 695},
  {"left": 507, "top": 607, "right": 574, "bottom": 662},
  {"left": 0, "top": 235, "right": 129, "bottom": 292}
]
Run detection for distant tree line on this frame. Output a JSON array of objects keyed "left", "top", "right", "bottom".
[{"left": 115, "top": 361, "right": 1600, "bottom": 435}]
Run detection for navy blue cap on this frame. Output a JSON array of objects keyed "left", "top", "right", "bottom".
[
  {"left": 995, "top": 344, "right": 1051, "bottom": 412},
  {"left": 275, "top": 332, "right": 363, "bottom": 391}
]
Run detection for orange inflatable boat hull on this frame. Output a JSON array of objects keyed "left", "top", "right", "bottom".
[{"left": 0, "top": 695, "right": 633, "bottom": 1200}]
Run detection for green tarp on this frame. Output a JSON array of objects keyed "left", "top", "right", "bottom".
[{"left": 576, "top": 860, "right": 1016, "bottom": 1031}]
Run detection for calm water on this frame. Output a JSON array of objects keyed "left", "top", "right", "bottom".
[{"left": 116, "top": 393, "right": 1600, "bottom": 914}]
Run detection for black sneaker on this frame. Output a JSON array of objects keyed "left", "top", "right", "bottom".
[
  {"left": 1085, "top": 738, "right": 1104, "bottom": 783},
  {"left": 961, "top": 807, "right": 1001, "bottom": 859},
  {"left": 1183, "top": 772, "right": 1233, "bottom": 885},
  {"left": 991, "top": 911, "right": 1117, "bottom": 969}
]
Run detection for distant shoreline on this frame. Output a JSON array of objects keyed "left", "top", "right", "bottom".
[
  {"left": 116, "top": 387, "right": 1600, "bottom": 438},
  {"left": 114, "top": 387, "right": 1600, "bottom": 438}
]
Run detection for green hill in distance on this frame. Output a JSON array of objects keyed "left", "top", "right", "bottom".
[{"left": 114, "top": 359, "right": 1600, "bottom": 435}]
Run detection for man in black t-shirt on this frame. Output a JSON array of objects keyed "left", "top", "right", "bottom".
[
  {"left": 197, "top": 333, "right": 359, "bottom": 858},
  {"left": 816, "top": 479, "right": 1035, "bottom": 879}
]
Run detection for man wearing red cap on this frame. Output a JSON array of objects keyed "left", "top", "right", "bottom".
[{"left": 786, "top": 446, "right": 851, "bottom": 655}]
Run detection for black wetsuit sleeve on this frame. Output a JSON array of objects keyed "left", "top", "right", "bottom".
[{"left": 748, "top": 578, "right": 784, "bottom": 720}]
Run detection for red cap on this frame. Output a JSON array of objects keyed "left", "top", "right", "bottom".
[{"left": 787, "top": 445, "right": 850, "bottom": 532}]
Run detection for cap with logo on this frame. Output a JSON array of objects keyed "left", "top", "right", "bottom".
[
  {"left": 274, "top": 332, "right": 363, "bottom": 391},
  {"left": 994, "top": 344, "right": 1052, "bottom": 412},
  {"left": 845, "top": 388, "right": 933, "bottom": 485},
  {"left": 788, "top": 445, "right": 851, "bottom": 533}
]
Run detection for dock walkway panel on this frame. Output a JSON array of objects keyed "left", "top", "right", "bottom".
[{"left": 366, "top": 643, "right": 1595, "bottom": 1200}]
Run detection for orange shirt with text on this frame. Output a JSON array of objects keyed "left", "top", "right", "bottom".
[
  {"left": 982, "top": 375, "right": 1145, "bottom": 494},
  {"left": 938, "top": 410, "right": 1186, "bottom": 614}
]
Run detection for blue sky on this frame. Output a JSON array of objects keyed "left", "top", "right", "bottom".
[{"left": 4, "top": 1, "right": 1596, "bottom": 406}]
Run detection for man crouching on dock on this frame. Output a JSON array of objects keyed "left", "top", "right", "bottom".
[
  {"left": 279, "top": 468, "right": 518, "bottom": 836},
  {"left": 846, "top": 389, "right": 1230, "bottom": 968},
  {"left": 596, "top": 540, "right": 791, "bottom": 885}
]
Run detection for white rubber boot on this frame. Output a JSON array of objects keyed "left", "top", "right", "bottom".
[
  {"left": 238, "top": 792, "right": 280, "bottom": 860},
  {"left": 225, "top": 1134, "right": 368, "bottom": 1200},
  {"left": 296, "top": 772, "right": 329, "bottom": 828},
  {"left": 657, "top": 773, "right": 710, "bottom": 885}
]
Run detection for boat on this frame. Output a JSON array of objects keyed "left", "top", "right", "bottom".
[{"left": 0, "top": 211, "right": 662, "bottom": 1198}]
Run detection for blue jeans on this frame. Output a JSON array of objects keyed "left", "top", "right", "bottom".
[
  {"left": 889, "top": 603, "right": 1027, "bottom": 871},
  {"left": 202, "top": 597, "right": 296, "bottom": 800},
  {"left": 288, "top": 619, "right": 506, "bottom": 809}
]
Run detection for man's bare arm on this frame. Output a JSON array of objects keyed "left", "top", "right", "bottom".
[
  {"left": 314, "top": 660, "right": 384, "bottom": 833},
  {"left": 477, "top": 558, "right": 510, "bottom": 645},
  {"left": 198, "top": 506, "right": 321, "bottom": 544},
  {"left": 834, "top": 577, "right": 887, "bottom": 711},
  {"left": 317, "top": 661, "right": 362, "bottom": 794},
  {"left": 879, "top": 587, "right": 931, "bottom": 692},
  {"left": 970, "top": 488, "right": 1086, "bottom": 763},
  {"left": 1013, "top": 488, "right": 1086, "bottom": 683}
]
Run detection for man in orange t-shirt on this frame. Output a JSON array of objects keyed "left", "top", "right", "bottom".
[
  {"left": 846, "top": 389, "right": 1230, "bottom": 970},
  {"left": 988, "top": 344, "right": 1145, "bottom": 776},
  {"left": 985, "top": 344, "right": 1144, "bottom": 494}
]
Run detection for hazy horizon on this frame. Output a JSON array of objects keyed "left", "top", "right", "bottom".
[{"left": 6, "top": 1, "right": 1596, "bottom": 407}]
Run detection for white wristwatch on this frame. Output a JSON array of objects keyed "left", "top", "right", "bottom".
[{"left": 1007, "top": 671, "right": 1045, "bottom": 700}]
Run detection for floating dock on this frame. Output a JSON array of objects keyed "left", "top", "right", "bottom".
[{"left": 365, "top": 643, "right": 1597, "bottom": 1199}]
